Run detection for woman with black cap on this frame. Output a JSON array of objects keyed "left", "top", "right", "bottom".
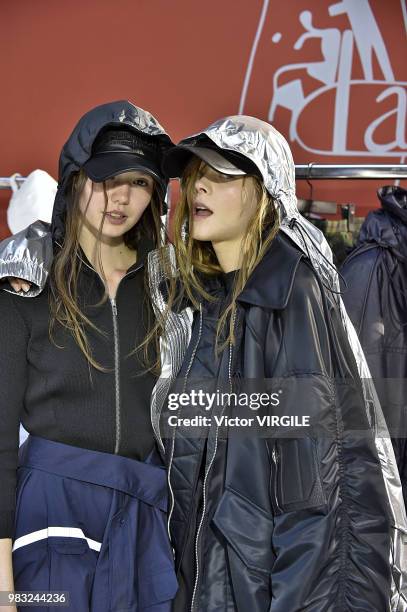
[
  {"left": 147, "top": 116, "right": 404, "bottom": 611},
  {"left": 0, "top": 101, "right": 178, "bottom": 611}
]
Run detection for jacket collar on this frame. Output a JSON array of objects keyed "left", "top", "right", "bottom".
[
  {"left": 237, "top": 231, "right": 304, "bottom": 309},
  {"left": 55, "top": 236, "right": 153, "bottom": 279}
]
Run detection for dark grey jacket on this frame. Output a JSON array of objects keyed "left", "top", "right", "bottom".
[{"left": 341, "top": 186, "right": 407, "bottom": 506}]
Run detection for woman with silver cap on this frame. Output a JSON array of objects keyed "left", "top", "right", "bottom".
[
  {"left": 147, "top": 116, "right": 406, "bottom": 611},
  {"left": 0, "top": 101, "right": 178, "bottom": 611}
]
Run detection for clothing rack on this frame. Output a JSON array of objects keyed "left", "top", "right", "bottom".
[
  {"left": 0, "top": 176, "right": 26, "bottom": 189},
  {"left": 0, "top": 164, "right": 406, "bottom": 189},
  {"left": 294, "top": 164, "right": 406, "bottom": 180}
]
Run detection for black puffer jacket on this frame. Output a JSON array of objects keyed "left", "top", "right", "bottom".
[
  {"left": 166, "top": 231, "right": 392, "bottom": 611},
  {"left": 341, "top": 186, "right": 407, "bottom": 505}
]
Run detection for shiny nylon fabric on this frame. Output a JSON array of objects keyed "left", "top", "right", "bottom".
[
  {"left": 148, "top": 245, "right": 193, "bottom": 455},
  {"left": 341, "top": 187, "right": 407, "bottom": 507},
  {"left": 0, "top": 220, "right": 52, "bottom": 298},
  {"left": 58, "top": 100, "right": 171, "bottom": 183},
  {"left": 52, "top": 100, "right": 173, "bottom": 243},
  {"left": 177, "top": 115, "right": 407, "bottom": 608},
  {"left": 155, "top": 234, "right": 393, "bottom": 610}
]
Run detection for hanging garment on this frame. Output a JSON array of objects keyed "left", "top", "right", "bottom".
[
  {"left": 341, "top": 186, "right": 407, "bottom": 505},
  {"left": 7, "top": 170, "right": 57, "bottom": 234}
]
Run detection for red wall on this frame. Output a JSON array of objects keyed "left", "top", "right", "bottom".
[{"left": 1, "top": 0, "right": 406, "bottom": 238}]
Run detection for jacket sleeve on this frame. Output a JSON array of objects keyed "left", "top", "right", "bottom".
[
  {"left": 0, "top": 290, "right": 29, "bottom": 538},
  {"left": 342, "top": 247, "right": 407, "bottom": 517},
  {"left": 0, "top": 220, "right": 53, "bottom": 297},
  {"left": 267, "top": 260, "right": 392, "bottom": 611},
  {"left": 340, "top": 245, "right": 380, "bottom": 336}
]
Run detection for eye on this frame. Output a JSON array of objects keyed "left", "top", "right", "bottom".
[
  {"left": 212, "top": 169, "right": 236, "bottom": 183},
  {"left": 216, "top": 168, "right": 234, "bottom": 179},
  {"left": 132, "top": 178, "right": 150, "bottom": 187}
]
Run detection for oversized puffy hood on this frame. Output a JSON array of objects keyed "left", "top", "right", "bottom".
[
  {"left": 52, "top": 100, "right": 173, "bottom": 242},
  {"left": 165, "top": 115, "right": 407, "bottom": 604},
  {"left": 179, "top": 115, "right": 296, "bottom": 210}
]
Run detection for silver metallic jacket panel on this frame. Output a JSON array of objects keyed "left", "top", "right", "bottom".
[{"left": 0, "top": 220, "right": 52, "bottom": 297}]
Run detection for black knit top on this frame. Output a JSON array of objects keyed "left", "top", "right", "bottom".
[{"left": 0, "top": 253, "right": 156, "bottom": 538}]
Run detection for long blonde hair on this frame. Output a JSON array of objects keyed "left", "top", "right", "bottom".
[
  {"left": 172, "top": 157, "right": 280, "bottom": 351},
  {"left": 49, "top": 169, "right": 162, "bottom": 371}
]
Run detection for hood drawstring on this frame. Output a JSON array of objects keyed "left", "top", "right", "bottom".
[{"left": 289, "top": 217, "right": 348, "bottom": 296}]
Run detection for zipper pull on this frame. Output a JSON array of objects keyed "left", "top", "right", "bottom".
[
  {"left": 271, "top": 444, "right": 282, "bottom": 513},
  {"left": 111, "top": 298, "right": 118, "bottom": 316}
]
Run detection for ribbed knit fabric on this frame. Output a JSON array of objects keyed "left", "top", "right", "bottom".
[{"left": 0, "top": 258, "right": 156, "bottom": 538}]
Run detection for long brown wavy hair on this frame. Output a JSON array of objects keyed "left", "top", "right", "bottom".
[{"left": 48, "top": 169, "right": 163, "bottom": 371}]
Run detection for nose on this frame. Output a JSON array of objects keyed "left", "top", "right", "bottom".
[
  {"left": 194, "top": 174, "right": 209, "bottom": 194},
  {"left": 109, "top": 181, "right": 130, "bottom": 205}
]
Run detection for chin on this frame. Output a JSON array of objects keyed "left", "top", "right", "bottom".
[
  {"left": 192, "top": 231, "right": 209, "bottom": 241},
  {"left": 192, "top": 225, "right": 218, "bottom": 242},
  {"left": 192, "top": 228, "right": 226, "bottom": 242},
  {"left": 99, "top": 226, "right": 132, "bottom": 240}
]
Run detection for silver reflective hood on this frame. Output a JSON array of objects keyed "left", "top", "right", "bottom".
[
  {"left": 180, "top": 115, "right": 337, "bottom": 292},
  {"left": 195, "top": 115, "right": 297, "bottom": 210}
]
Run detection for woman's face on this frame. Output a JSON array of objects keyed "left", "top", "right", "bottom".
[
  {"left": 189, "top": 163, "right": 257, "bottom": 244},
  {"left": 78, "top": 170, "right": 154, "bottom": 243}
]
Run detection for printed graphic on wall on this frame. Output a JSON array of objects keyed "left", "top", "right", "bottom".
[{"left": 239, "top": 0, "right": 406, "bottom": 162}]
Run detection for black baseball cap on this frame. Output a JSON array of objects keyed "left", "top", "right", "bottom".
[
  {"left": 84, "top": 126, "right": 167, "bottom": 196},
  {"left": 162, "top": 136, "right": 261, "bottom": 179}
]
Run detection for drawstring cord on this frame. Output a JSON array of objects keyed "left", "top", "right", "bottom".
[{"left": 288, "top": 217, "right": 348, "bottom": 296}]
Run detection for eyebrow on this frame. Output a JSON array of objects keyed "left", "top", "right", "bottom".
[{"left": 127, "top": 171, "right": 152, "bottom": 180}]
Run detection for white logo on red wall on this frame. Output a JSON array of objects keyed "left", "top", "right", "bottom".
[{"left": 239, "top": 0, "right": 406, "bottom": 160}]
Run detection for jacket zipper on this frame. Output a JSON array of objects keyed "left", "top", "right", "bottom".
[
  {"left": 271, "top": 443, "right": 283, "bottom": 513},
  {"left": 190, "top": 310, "right": 236, "bottom": 612},
  {"left": 167, "top": 305, "right": 203, "bottom": 543},
  {"left": 59, "top": 247, "right": 144, "bottom": 456},
  {"left": 108, "top": 264, "right": 145, "bottom": 456},
  {"left": 106, "top": 264, "right": 143, "bottom": 456},
  {"left": 110, "top": 297, "right": 121, "bottom": 454},
  {"left": 109, "top": 266, "right": 144, "bottom": 456}
]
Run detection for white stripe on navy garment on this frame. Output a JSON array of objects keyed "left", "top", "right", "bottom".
[{"left": 12, "top": 527, "right": 102, "bottom": 552}]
